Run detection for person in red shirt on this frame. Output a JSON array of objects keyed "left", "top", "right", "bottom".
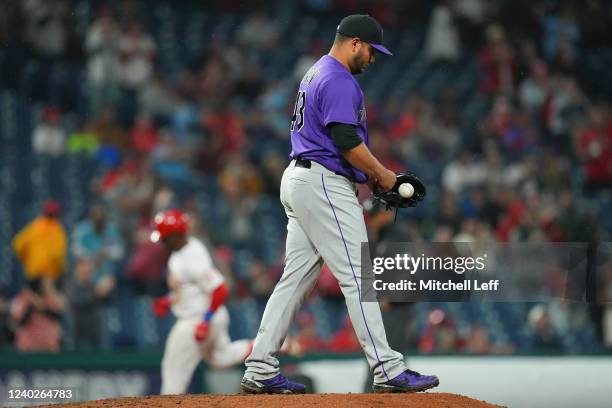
[
  {"left": 327, "top": 316, "right": 362, "bottom": 353},
  {"left": 10, "top": 278, "right": 65, "bottom": 352},
  {"left": 131, "top": 112, "right": 159, "bottom": 154},
  {"left": 576, "top": 106, "right": 612, "bottom": 192},
  {"left": 477, "top": 25, "right": 516, "bottom": 94}
]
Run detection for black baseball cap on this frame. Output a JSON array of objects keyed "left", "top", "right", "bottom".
[{"left": 336, "top": 14, "right": 393, "bottom": 56}]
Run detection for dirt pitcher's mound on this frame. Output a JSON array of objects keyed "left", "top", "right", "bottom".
[{"left": 41, "top": 392, "right": 503, "bottom": 408}]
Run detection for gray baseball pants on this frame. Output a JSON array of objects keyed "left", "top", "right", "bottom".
[{"left": 244, "top": 159, "right": 406, "bottom": 384}]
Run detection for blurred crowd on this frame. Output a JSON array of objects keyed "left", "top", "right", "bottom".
[{"left": 1, "top": 0, "right": 612, "bottom": 354}]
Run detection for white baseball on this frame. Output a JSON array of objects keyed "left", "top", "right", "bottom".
[{"left": 398, "top": 183, "right": 414, "bottom": 198}]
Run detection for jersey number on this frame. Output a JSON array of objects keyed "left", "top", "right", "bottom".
[{"left": 290, "top": 91, "right": 306, "bottom": 131}]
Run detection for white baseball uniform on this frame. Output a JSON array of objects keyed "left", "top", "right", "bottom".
[{"left": 160, "top": 236, "right": 252, "bottom": 395}]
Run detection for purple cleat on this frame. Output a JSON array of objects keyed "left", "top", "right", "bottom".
[
  {"left": 240, "top": 374, "right": 306, "bottom": 394},
  {"left": 372, "top": 369, "right": 440, "bottom": 393}
]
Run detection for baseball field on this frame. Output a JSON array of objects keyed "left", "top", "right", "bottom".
[
  {"left": 2, "top": 0, "right": 611, "bottom": 407},
  {"left": 41, "top": 392, "right": 501, "bottom": 408}
]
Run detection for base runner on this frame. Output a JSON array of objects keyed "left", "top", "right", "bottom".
[{"left": 151, "top": 209, "right": 253, "bottom": 395}]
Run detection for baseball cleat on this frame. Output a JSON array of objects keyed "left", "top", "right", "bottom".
[
  {"left": 372, "top": 369, "right": 439, "bottom": 393},
  {"left": 240, "top": 374, "right": 306, "bottom": 394}
]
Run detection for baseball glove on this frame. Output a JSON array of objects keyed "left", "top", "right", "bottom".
[{"left": 373, "top": 172, "right": 426, "bottom": 209}]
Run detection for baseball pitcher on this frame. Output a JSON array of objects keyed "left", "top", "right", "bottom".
[{"left": 241, "top": 15, "right": 439, "bottom": 394}]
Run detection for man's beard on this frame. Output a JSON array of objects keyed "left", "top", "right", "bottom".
[
  {"left": 350, "top": 66, "right": 364, "bottom": 75},
  {"left": 349, "top": 55, "right": 368, "bottom": 75}
]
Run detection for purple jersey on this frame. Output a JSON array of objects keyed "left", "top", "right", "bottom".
[{"left": 289, "top": 55, "right": 368, "bottom": 183}]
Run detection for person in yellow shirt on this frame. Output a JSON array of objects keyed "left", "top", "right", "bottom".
[{"left": 12, "top": 200, "right": 67, "bottom": 281}]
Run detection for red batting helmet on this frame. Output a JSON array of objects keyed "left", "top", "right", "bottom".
[{"left": 151, "top": 209, "right": 189, "bottom": 242}]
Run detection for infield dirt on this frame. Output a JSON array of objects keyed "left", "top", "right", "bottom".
[{"left": 38, "top": 392, "right": 503, "bottom": 408}]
